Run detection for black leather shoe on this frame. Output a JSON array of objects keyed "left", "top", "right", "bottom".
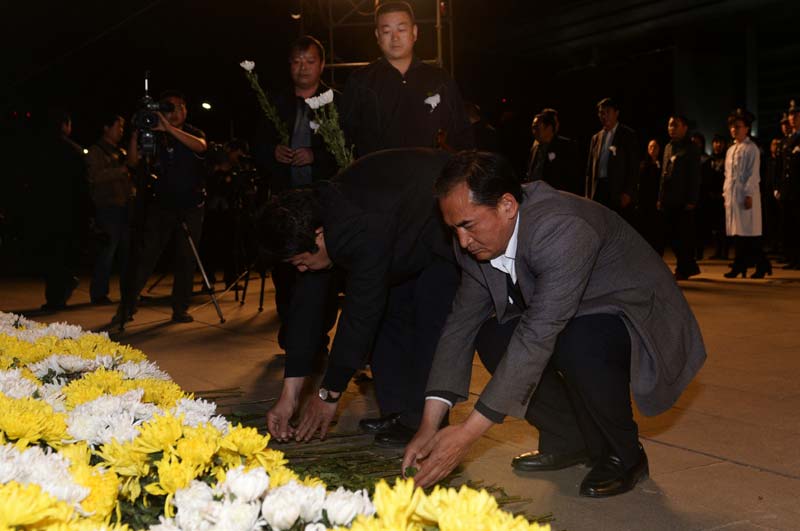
[
  {"left": 373, "top": 422, "right": 416, "bottom": 448},
  {"left": 359, "top": 413, "right": 400, "bottom": 434},
  {"left": 579, "top": 447, "right": 649, "bottom": 498},
  {"left": 511, "top": 450, "right": 590, "bottom": 472},
  {"left": 171, "top": 312, "right": 194, "bottom": 323}
]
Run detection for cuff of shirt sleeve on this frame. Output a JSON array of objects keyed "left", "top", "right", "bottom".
[
  {"left": 425, "top": 396, "right": 453, "bottom": 408},
  {"left": 425, "top": 390, "right": 461, "bottom": 405},
  {"left": 475, "top": 399, "right": 506, "bottom": 424},
  {"left": 320, "top": 365, "right": 356, "bottom": 393}
]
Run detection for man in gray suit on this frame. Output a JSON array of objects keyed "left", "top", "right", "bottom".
[{"left": 402, "top": 151, "right": 706, "bottom": 497}]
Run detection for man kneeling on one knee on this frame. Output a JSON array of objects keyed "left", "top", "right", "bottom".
[{"left": 402, "top": 151, "right": 706, "bottom": 497}]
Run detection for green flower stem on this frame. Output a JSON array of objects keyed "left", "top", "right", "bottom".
[{"left": 244, "top": 71, "right": 289, "bottom": 146}]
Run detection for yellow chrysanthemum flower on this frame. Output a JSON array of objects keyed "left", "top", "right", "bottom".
[
  {"left": 131, "top": 413, "right": 183, "bottom": 454},
  {"left": 59, "top": 441, "right": 92, "bottom": 467},
  {"left": 69, "top": 462, "right": 120, "bottom": 522},
  {"left": 41, "top": 519, "right": 133, "bottom": 530},
  {"left": 62, "top": 369, "right": 128, "bottom": 409},
  {"left": 144, "top": 455, "right": 199, "bottom": 517},
  {"left": 175, "top": 433, "right": 218, "bottom": 470},
  {"left": 301, "top": 475, "right": 326, "bottom": 489},
  {"left": 0, "top": 481, "right": 75, "bottom": 528},
  {"left": 372, "top": 479, "right": 424, "bottom": 528},
  {"left": 0, "top": 392, "right": 68, "bottom": 448},
  {"left": 336, "top": 514, "right": 422, "bottom": 531},
  {"left": 264, "top": 465, "right": 299, "bottom": 488}
]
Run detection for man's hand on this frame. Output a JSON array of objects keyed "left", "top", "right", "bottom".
[
  {"left": 275, "top": 145, "right": 294, "bottom": 164},
  {"left": 266, "top": 395, "right": 299, "bottom": 442},
  {"left": 685, "top": 202, "right": 696, "bottom": 211},
  {"left": 410, "top": 425, "right": 476, "bottom": 488},
  {"left": 266, "top": 376, "right": 304, "bottom": 442},
  {"left": 402, "top": 424, "right": 440, "bottom": 477},
  {"left": 152, "top": 112, "right": 171, "bottom": 132},
  {"left": 620, "top": 193, "right": 632, "bottom": 209},
  {"left": 744, "top": 196, "right": 753, "bottom": 210},
  {"left": 295, "top": 393, "right": 338, "bottom": 442},
  {"left": 292, "top": 147, "right": 314, "bottom": 166}
]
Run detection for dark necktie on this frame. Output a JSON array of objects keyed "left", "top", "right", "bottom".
[{"left": 506, "top": 273, "right": 527, "bottom": 310}]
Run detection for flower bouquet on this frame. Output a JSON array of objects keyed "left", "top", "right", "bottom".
[{"left": 305, "top": 89, "right": 354, "bottom": 170}]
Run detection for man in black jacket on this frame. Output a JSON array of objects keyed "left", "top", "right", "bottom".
[
  {"left": 253, "top": 35, "right": 341, "bottom": 354},
  {"left": 523, "top": 109, "right": 582, "bottom": 196},
  {"left": 585, "top": 98, "right": 640, "bottom": 217},
  {"left": 259, "top": 148, "right": 459, "bottom": 447},
  {"left": 342, "top": 2, "right": 473, "bottom": 157},
  {"left": 658, "top": 114, "right": 702, "bottom": 280}
]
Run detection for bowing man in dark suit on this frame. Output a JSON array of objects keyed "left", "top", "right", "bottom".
[
  {"left": 403, "top": 151, "right": 706, "bottom": 497},
  {"left": 523, "top": 109, "right": 583, "bottom": 196},
  {"left": 585, "top": 97, "right": 640, "bottom": 217},
  {"left": 259, "top": 148, "right": 459, "bottom": 447}
]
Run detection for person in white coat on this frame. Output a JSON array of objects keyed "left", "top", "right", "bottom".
[{"left": 723, "top": 109, "right": 772, "bottom": 278}]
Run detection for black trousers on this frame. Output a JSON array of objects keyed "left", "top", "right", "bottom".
[
  {"left": 129, "top": 203, "right": 204, "bottom": 314},
  {"left": 371, "top": 257, "right": 460, "bottom": 429},
  {"left": 661, "top": 207, "right": 699, "bottom": 275},
  {"left": 40, "top": 231, "right": 80, "bottom": 306},
  {"left": 731, "top": 235, "right": 768, "bottom": 270},
  {"left": 475, "top": 313, "right": 641, "bottom": 468}
]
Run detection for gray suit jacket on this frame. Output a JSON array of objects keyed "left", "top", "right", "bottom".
[{"left": 427, "top": 181, "right": 706, "bottom": 419}]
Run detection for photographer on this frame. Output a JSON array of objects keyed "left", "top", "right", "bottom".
[{"left": 125, "top": 90, "right": 207, "bottom": 323}]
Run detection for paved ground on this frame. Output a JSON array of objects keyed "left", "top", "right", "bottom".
[{"left": 2, "top": 256, "right": 799, "bottom": 531}]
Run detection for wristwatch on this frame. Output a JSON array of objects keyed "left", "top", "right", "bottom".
[{"left": 318, "top": 388, "right": 342, "bottom": 403}]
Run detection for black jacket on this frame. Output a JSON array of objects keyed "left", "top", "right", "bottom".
[
  {"left": 284, "top": 148, "right": 455, "bottom": 391},
  {"left": 659, "top": 137, "right": 701, "bottom": 208},
  {"left": 586, "top": 123, "right": 640, "bottom": 208},
  {"left": 254, "top": 84, "right": 340, "bottom": 193},
  {"left": 342, "top": 57, "right": 474, "bottom": 157},
  {"left": 524, "top": 135, "right": 583, "bottom": 196}
]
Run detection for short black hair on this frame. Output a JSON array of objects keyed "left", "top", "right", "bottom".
[
  {"left": 289, "top": 35, "right": 325, "bottom": 63},
  {"left": 727, "top": 108, "right": 755, "bottom": 128},
  {"left": 435, "top": 151, "right": 522, "bottom": 207},
  {"left": 375, "top": 1, "right": 415, "bottom": 24},
  {"left": 597, "top": 97, "right": 619, "bottom": 111},
  {"left": 256, "top": 188, "right": 323, "bottom": 262},
  {"left": 669, "top": 114, "right": 690, "bottom": 127},
  {"left": 690, "top": 132, "right": 706, "bottom": 146},
  {"left": 100, "top": 113, "right": 123, "bottom": 130},
  {"left": 159, "top": 89, "right": 186, "bottom": 103},
  {"left": 533, "top": 110, "right": 557, "bottom": 130}
]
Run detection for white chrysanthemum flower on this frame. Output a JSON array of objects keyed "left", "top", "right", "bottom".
[
  {"left": 304, "top": 524, "right": 327, "bottom": 531},
  {"left": 212, "top": 499, "right": 262, "bottom": 531},
  {"left": 305, "top": 95, "right": 321, "bottom": 110},
  {"left": 0, "top": 444, "right": 89, "bottom": 508},
  {"left": 172, "top": 397, "right": 217, "bottom": 427},
  {"left": 174, "top": 480, "right": 217, "bottom": 530},
  {"left": 66, "top": 390, "right": 158, "bottom": 445},
  {"left": 323, "top": 487, "right": 375, "bottom": 526},
  {"left": 309, "top": 120, "right": 320, "bottom": 131},
  {"left": 117, "top": 360, "right": 171, "bottom": 380},
  {"left": 261, "top": 481, "right": 324, "bottom": 528},
  {"left": 261, "top": 482, "right": 303, "bottom": 531},
  {"left": 318, "top": 89, "right": 334, "bottom": 106},
  {"left": 0, "top": 369, "right": 39, "bottom": 398},
  {"left": 239, "top": 60, "right": 255, "bottom": 72},
  {"left": 147, "top": 517, "right": 183, "bottom": 531},
  {"left": 222, "top": 466, "right": 270, "bottom": 503},
  {"left": 209, "top": 415, "right": 230, "bottom": 434}
]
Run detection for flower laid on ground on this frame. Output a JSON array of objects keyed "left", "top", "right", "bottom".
[
  {"left": 0, "top": 312, "right": 550, "bottom": 530},
  {"left": 305, "top": 89, "right": 354, "bottom": 169},
  {"left": 239, "top": 59, "right": 290, "bottom": 145}
]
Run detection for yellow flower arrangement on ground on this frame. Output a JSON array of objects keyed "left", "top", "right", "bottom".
[{"left": 0, "top": 312, "right": 550, "bottom": 531}]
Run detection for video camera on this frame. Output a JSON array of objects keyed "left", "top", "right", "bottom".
[{"left": 132, "top": 72, "right": 173, "bottom": 156}]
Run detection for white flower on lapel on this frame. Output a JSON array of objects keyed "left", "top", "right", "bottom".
[
  {"left": 670, "top": 155, "right": 677, "bottom": 163},
  {"left": 609, "top": 145, "right": 617, "bottom": 156},
  {"left": 424, "top": 93, "right": 441, "bottom": 112},
  {"left": 239, "top": 60, "right": 255, "bottom": 72},
  {"left": 309, "top": 120, "right": 320, "bottom": 132},
  {"left": 548, "top": 152, "right": 556, "bottom": 161},
  {"left": 793, "top": 146, "right": 800, "bottom": 154}
]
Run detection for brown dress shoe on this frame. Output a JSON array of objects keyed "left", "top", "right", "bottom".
[{"left": 511, "top": 450, "right": 590, "bottom": 471}]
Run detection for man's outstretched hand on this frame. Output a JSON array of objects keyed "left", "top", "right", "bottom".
[
  {"left": 294, "top": 393, "right": 338, "bottom": 442},
  {"left": 266, "top": 376, "right": 304, "bottom": 442}
]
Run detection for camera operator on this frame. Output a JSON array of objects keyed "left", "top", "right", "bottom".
[{"left": 124, "top": 90, "right": 207, "bottom": 323}]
